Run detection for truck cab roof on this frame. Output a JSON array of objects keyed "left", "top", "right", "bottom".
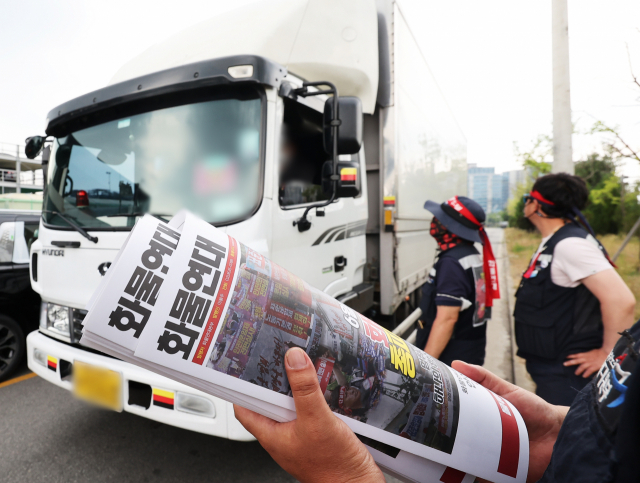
[{"left": 108, "top": 0, "right": 379, "bottom": 113}]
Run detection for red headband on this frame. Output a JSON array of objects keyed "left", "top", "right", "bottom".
[
  {"left": 447, "top": 196, "right": 482, "bottom": 227},
  {"left": 530, "top": 191, "right": 555, "bottom": 206},
  {"left": 445, "top": 196, "right": 500, "bottom": 307}
]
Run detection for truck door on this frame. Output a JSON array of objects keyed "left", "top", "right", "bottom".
[{"left": 270, "top": 97, "right": 367, "bottom": 297}]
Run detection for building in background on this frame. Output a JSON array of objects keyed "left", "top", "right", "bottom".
[
  {"left": 0, "top": 142, "right": 44, "bottom": 196},
  {"left": 504, "top": 169, "right": 526, "bottom": 204},
  {"left": 468, "top": 165, "right": 526, "bottom": 214},
  {"left": 468, "top": 165, "right": 492, "bottom": 211},
  {"left": 468, "top": 165, "right": 504, "bottom": 213}
]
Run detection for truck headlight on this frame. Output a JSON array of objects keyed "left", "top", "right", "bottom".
[{"left": 44, "top": 303, "right": 70, "bottom": 339}]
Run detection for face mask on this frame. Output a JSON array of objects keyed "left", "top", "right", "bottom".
[{"left": 430, "top": 218, "right": 463, "bottom": 251}]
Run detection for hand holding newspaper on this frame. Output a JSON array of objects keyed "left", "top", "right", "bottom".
[{"left": 81, "top": 212, "right": 529, "bottom": 483}]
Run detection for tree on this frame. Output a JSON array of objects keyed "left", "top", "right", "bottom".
[
  {"left": 583, "top": 174, "right": 621, "bottom": 235},
  {"left": 507, "top": 135, "right": 553, "bottom": 229},
  {"left": 575, "top": 153, "right": 616, "bottom": 190},
  {"left": 575, "top": 153, "right": 623, "bottom": 235},
  {"left": 508, "top": 185, "right": 533, "bottom": 230},
  {"left": 508, "top": 147, "right": 637, "bottom": 234},
  {"left": 585, "top": 48, "right": 640, "bottom": 243},
  {"left": 589, "top": 121, "right": 640, "bottom": 164}
]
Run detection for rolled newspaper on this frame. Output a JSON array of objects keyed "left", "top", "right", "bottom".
[{"left": 81, "top": 212, "right": 528, "bottom": 483}]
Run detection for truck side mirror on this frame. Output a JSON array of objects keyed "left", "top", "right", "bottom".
[
  {"left": 25, "top": 136, "right": 46, "bottom": 159},
  {"left": 323, "top": 97, "right": 362, "bottom": 155},
  {"left": 322, "top": 159, "right": 361, "bottom": 198}
]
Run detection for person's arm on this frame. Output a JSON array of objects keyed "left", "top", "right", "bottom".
[
  {"left": 452, "top": 361, "right": 568, "bottom": 483},
  {"left": 564, "top": 269, "right": 635, "bottom": 377},
  {"left": 424, "top": 305, "right": 461, "bottom": 359},
  {"left": 332, "top": 365, "right": 348, "bottom": 386},
  {"left": 234, "top": 348, "right": 385, "bottom": 483}
]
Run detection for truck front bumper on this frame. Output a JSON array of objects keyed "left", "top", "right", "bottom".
[{"left": 27, "top": 331, "right": 254, "bottom": 441}]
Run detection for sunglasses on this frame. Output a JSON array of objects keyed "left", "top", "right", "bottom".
[{"left": 522, "top": 194, "right": 534, "bottom": 204}]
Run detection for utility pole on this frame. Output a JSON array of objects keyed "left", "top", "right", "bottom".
[
  {"left": 552, "top": 0, "right": 574, "bottom": 174},
  {"left": 16, "top": 144, "right": 21, "bottom": 194}
]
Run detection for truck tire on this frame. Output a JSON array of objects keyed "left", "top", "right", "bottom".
[{"left": 0, "top": 315, "right": 25, "bottom": 382}]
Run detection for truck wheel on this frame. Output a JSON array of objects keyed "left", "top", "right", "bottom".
[{"left": 0, "top": 315, "right": 25, "bottom": 382}]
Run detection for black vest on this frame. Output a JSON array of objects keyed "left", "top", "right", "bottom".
[
  {"left": 538, "top": 321, "right": 640, "bottom": 482},
  {"left": 417, "top": 244, "right": 490, "bottom": 349},
  {"left": 514, "top": 223, "right": 605, "bottom": 361}
]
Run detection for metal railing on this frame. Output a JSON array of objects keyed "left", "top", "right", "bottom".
[
  {"left": 0, "top": 141, "right": 42, "bottom": 162},
  {"left": 392, "top": 308, "right": 421, "bottom": 344},
  {"left": 0, "top": 169, "right": 17, "bottom": 182},
  {"left": 0, "top": 142, "right": 45, "bottom": 192},
  {"left": 0, "top": 168, "right": 43, "bottom": 187}
]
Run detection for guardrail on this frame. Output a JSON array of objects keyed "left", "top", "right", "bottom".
[
  {"left": 392, "top": 307, "right": 421, "bottom": 344},
  {"left": 0, "top": 168, "right": 44, "bottom": 187},
  {"left": 0, "top": 169, "right": 17, "bottom": 182},
  {"left": 0, "top": 142, "right": 42, "bottom": 162}
]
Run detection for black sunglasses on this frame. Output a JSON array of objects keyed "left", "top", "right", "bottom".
[{"left": 522, "top": 194, "right": 533, "bottom": 204}]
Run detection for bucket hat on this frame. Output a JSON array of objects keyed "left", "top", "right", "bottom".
[
  {"left": 424, "top": 195, "right": 500, "bottom": 307},
  {"left": 424, "top": 196, "right": 485, "bottom": 244}
]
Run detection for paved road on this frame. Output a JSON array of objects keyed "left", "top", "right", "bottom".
[
  {"left": 484, "top": 228, "right": 535, "bottom": 392},
  {"left": 1, "top": 234, "right": 529, "bottom": 483},
  {"left": 0, "top": 374, "right": 295, "bottom": 483},
  {"left": 484, "top": 228, "right": 515, "bottom": 383}
]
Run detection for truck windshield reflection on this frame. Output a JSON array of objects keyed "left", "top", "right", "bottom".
[{"left": 44, "top": 94, "right": 263, "bottom": 229}]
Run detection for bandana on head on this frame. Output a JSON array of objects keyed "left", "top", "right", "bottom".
[
  {"left": 430, "top": 218, "right": 464, "bottom": 251},
  {"left": 528, "top": 191, "right": 617, "bottom": 268},
  {"left": 445, "top": 196, "right": 500, "bottom": 307},
  {"left": 530, "top": 190, "right": 555, "bottom": 206}
]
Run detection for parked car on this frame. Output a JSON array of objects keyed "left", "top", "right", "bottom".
[{"left": 0, "top": 210, "right": 40, "bottom": 381}]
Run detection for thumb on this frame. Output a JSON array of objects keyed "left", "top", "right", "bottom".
[{"left": 285, "top": 348, "right": 334, "bottom": 423}]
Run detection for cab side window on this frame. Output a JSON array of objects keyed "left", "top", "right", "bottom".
[
  {"left": 24, "top": 221, "right": 39, "bottom": 253},
  {"left": 279, "top": 98, "right": 331, "bottom": 207}
]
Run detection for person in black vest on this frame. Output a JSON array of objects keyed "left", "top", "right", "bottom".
[
  {"left": 514, "top": 173, "right": 635, "bottom": 405},
  {"left": 416, "top": 196, "right": 500, "bottom": 366},
  {"left": 234, "top": 323, "right": 640, "bottom": 483}
]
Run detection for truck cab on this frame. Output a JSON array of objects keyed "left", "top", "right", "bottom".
[{"left": 26, "top": 0, "right": 466, "bottom": 440}]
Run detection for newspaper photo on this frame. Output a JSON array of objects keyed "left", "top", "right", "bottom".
[
  {"left": 207, "top": 242, "right": 463, "bottom": 452},
  {"left": 82, "top": 212, "right": 529, "bottom": 483}
]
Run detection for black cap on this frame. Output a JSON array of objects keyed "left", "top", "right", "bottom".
[{"left": 423, "top": 196, "right": 486, "bottom": 244}]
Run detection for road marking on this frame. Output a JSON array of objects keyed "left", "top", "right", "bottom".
[{"left": 0, "top": 372, "right": 37, "bottom": 389}]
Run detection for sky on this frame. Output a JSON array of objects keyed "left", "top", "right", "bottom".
[{"left": 1, "top": 0, "right": 639, "bottom": 177}]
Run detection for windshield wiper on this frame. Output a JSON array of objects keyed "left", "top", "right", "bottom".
[
  {"left": 107, "top": 212, "right": 169, "bottom": 222},
  {"left": 42, "top": 210, "right": 99, "bottom": 244}
]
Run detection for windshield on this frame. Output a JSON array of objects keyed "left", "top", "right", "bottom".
[{"left": 44, "top": 91, "right": 263, "bottom": 229}]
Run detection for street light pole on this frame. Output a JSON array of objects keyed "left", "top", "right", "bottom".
[{"left": 552, "top": 0, "right": 574, "bottom": 174}]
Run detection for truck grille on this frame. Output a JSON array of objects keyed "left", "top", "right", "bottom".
[{"left": 71, "top": 309, "right": 87, "bottom": 343}]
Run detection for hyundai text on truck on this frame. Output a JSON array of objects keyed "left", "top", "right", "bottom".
[{"left": 25, "top": 0, "right": 466, "bottom": 440}]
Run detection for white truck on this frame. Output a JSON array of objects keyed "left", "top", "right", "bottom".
[{"left": 25, "top": 0, "right": 466, "bottom": 440}]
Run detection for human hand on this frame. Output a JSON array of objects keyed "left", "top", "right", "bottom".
[
  {"left": 452, "top": 361, "right": 568, "bottom": 483},
  {"left": 234, "top": 348, "right": 385, "bottom": 483},
  {"left": 563, "top": 348, "right": 608, "bottom": 378}
]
